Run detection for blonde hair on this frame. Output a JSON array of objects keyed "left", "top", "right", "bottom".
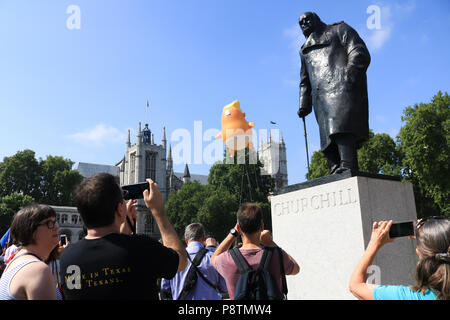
[
  {"left": 223, "top": 100, "right": 241, "bottom": 112},
  {"left": 411, "top": 218, "right": 450, "bottom": 300}
]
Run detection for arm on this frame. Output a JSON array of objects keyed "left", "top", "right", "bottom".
[
  {"left": 298, "top": 53, "right": 312, "bottom": 118},
  {"left": 143, "top": 179, "right": 187, "bottom": 273},
  {"left": 349, "top": 220, "right": 394, "bottom": 300},
  {"left": 340, "top": 23, "right": 371, "bottom": 83},
  {"left": 211, "top": 223, "right": 238, "bottom": 269},
  {"left": 24, "top": 262, "right": 57, "bottom": 300},
  {"left": 260, "top": 230, "right": 300, "bottom": 275}
]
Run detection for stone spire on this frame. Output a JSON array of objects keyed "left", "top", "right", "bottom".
[
  {"left": 162, "top": 127, "right": 167, "bottom": 150},
  {"left": 167, "top": 144, "right": 173, "bottom": 173},
  {"left": 126, "top": 129, "right": 131, "bottom": 148},
  {"left": 137, "top": 122, "right": 142, "bottom": 146},
  {"left": 183, "top": 163, "right": 191, "bottom": 183}
]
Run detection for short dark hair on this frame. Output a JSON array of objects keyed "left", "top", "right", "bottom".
[
  {"left": 10, "top": 204, "right": 56, "bottom": 246},
  {"left": 74, "top": 173, "right": 123, "bottom": 229},
  {"left": 237, "top": 203, "right": 263, "bottom": 234}
]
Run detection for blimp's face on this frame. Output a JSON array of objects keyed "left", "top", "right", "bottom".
[{"left": 222, "top": 107, "right": 243, "bottom": 121}]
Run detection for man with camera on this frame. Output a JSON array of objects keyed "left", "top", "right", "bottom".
[
  {"left": 211, "top": 203, "right": 300, "bottom": 300},
  {"left": 60, "top": 173, "right": 187, "bottom": 300}
]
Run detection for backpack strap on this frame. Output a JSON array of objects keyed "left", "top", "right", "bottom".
[
  {"left": 229, "top": 247, "right": 252, "bottom": 274},
  {"left": 276, "top": 247, "right": 288, "bottom": 297},
  {"left": 191, "top": 247, "right": 208, "bottom": 267},
  {"left": 259, "top": 247, "right": 288, "bottom": 298},
  {"left": 177, "top": 248, "right": 209, "bottom": 300},
  {"left": 257, "top": 247, "right": 273, "bottom": 272}
]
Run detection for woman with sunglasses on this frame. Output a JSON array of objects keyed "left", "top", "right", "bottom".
[
  {"left": 349, "top": 217, "right": 450, "bottom": 300},
  {"left": 0, "top": 204, "right": 60, "bottom": 300}
]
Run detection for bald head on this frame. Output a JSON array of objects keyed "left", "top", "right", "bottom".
[{"left": 299, "top": 12, "right": 324, "bottom": 37}]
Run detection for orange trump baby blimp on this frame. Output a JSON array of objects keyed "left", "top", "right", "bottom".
[{"left": 216, "top": 100, "right": 255, "bottom": 157}]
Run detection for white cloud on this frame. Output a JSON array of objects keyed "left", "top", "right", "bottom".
[
  {"left": 365, "top": 5, "right": 393, "bottom": 51},
  {"left": 364, "top": 2, "right": 416, "bottom": 51},
  {"left": 68, "top": 124, "right": 126, "bottom": 146}
]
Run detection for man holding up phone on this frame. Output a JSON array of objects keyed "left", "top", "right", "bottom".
[{"left": 60, "top": 173, "right": 187, "bottom": 300}]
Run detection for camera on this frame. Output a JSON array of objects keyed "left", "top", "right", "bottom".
[
  {"left": 60, "top": 234, "right": 67, "bottom": 246},
  {"left": 389, "top": 221, "right": 415, "bottom": 238},
  {"left": 121, "top": 182, "right": 150, "bottom": 200}
]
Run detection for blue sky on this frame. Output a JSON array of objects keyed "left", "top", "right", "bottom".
[{"left": 0, "top": 0, "right": 449, "bottom": 185}]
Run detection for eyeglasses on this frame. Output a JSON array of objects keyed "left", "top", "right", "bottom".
[
  {"left": 416, "top": 216, "right": 448, "bottom": 230},
  {"left": 37, "top": 219, "right": 58, "bottom": 230}
]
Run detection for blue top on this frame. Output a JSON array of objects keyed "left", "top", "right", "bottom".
[
  {"left": 373, "top": 285, "right": 438, "bottom": 300},
  {"left": 161, "top": 241, "right": 227, "bottom": 300}
]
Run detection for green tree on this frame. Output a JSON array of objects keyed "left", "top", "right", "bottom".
[
  {"left": 0, "top": 150, "right": 41, "bottom": 199},
  {"left": 165, "top": 181, "right": 209, "bottom": 236},
  {"left": 166, "top": 148, "right": 275, "bottom": 240},
  {"left": 0, "top": 193, "right": 36, "bottom": 236},
  {"left": 40, "top": 155, "right": 84, "bottom": 206},
  {"left": 0, "top": 150, "right": 83, "bottom": 206},
  {"left": 197, "top": 187, "right": 238, "bottom": 240},
  {"left": 398, "top": 91, "right": 449, "bottom": 217},
  {"left": 208, "top": 148, "right": 274, "bottom": 204},
  {"left": 305, "top": 151, "right": 329, "bottom": 180},
  {"left": 358, "top": 131, "right": 403, "bottom": 176}
]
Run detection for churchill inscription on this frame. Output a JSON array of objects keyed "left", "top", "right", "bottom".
[{"left": 274, "top": 187, "right": 358, "bottom": 216}]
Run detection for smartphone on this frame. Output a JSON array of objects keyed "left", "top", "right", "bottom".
[
  {"left": 121, "top": 182, "right": 149, "bottom": 200},
  {"left": 60, "top": 234, "right": 67, "bottom": 246},
  {"left": 389, "top": 221, "right": 415, "bottom": 238}
]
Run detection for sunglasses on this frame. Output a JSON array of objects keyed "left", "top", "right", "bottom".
[
  {"left": 37, "top": 219, "right": 58, "bottom": 230},
  {"left": 416, "top": 216, "right": 448, "bottom": 230}
]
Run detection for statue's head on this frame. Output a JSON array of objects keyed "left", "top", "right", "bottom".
[{"left": 299, "top": 12, "right": 323, "bottom": 37}]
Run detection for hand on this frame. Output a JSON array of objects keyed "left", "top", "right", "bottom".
[
  {"left": 57, "top": 239, "right": 69, "bottom": 258},
  {"left": 368, "top": 220, "right": 395, "bottom": 249},
  {"left": 260, "top": 230, "right": 273, "bottom": 246},
  {"left": 297, "top": 108, "right": 310, "bottom": 118},
  {"left": 125, "top": 199, "right": 138, "bottom": 221},
  {"left": 143, "top": 179, "right": 164, "bottom": 215}
]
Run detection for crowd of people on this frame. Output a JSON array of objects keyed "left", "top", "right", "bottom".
[{"left": 0, "top": 172, "right": 449, "bottom": 300}]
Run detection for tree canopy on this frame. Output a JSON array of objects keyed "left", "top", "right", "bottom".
[
  {"left": 398, "top": 91, "right": 449, "bottom": 216},
  {"left": 0, "top": 150, "right": 84, "bottom": 233},
  {"left": 166, "top": 148, "right": 274, "bottom": 240}
]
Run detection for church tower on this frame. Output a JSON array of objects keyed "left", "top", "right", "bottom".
[
  {"left": 258, "top": 131, "right": 288, "bottom": 190},
  {"left": 117, "top": 117, "right": 168, "bottom": 237}
]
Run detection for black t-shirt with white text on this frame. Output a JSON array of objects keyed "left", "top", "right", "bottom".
[{"left": 60, "top": 233, "right": 179, "bottom": 300}]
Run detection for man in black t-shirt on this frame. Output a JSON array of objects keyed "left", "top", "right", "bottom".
[{"left": 60, "top": 173, "right": 187, "bottom": 300}]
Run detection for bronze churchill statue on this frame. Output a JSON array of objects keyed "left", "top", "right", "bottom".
[{"left": 297, "top": 12, "right": 371, "bottom": 174}]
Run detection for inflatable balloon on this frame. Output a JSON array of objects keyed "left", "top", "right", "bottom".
[{"left": 216, "top": 100, "right": 255, "bottom": 157}]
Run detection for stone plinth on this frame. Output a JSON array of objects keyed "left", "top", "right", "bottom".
[{"left": 271, "top": 172, "right": 418, "bottom": 300}]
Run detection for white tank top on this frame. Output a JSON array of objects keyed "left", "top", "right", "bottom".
[{"left": 0, "top": 258, "right": 41, "bottom": 300}]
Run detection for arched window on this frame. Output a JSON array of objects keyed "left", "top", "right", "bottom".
[
  {"left": 145, "top": 152, "right": 156, "bottom": 180},
  {"left": 130, "top": 153, "right": 136, "bottom": 184}
]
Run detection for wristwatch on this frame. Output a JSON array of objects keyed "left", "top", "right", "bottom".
[{"left": 230, "top": 228, "right": 239, "bottom": 237}]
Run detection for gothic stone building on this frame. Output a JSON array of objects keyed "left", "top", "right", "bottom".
[{"left": 115, "top": 122, "right": 204, "bottom": 238}]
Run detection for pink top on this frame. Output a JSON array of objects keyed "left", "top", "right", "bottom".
[{"left": 214, "top": 247, "right": 295, "bottom": 299}]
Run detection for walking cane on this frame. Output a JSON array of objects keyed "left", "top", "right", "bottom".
[{"left": 302, "top": 116, "right": 310, "bottom": 172}]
